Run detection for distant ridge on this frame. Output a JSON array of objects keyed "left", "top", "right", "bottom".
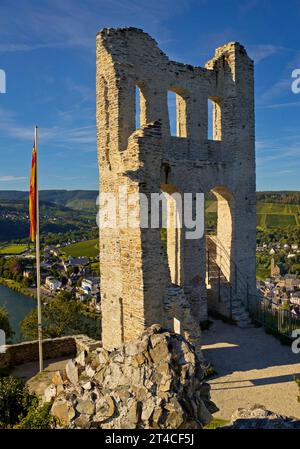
[
  {"left": 0, "top": 190, "right": 299, "bottom": 207},
  {"left": 0, "top": 190, "right": 98, "bottom": 209}
]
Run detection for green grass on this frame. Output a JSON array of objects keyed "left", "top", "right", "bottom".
[
  {"left": 256, "top": 214, "right": 266, "bottom": 227},
  {"left": 62, "top": 239, "right": 99, "bottom": 258},
  {"left": 265, "top": 214, "right": 296, "bottom": 227},
  {"left": 208, "top": 201, "right": 300, "bottom": 229},
  {"left": 256, "top": 266, "right": 271, "bottom": 280},
  {"left": 204, "top": 418, "right": 229, "bottom": 429},
  {"left": 205, "top": 200, "right": 300, "bottom": 228},
  {"left": 66, "top": 199, "right": 97, "bottom": 210},
  {"left": 256, "top": 202, "right": 300, "bottom": 228},
  {"left": 0, "top": 243, "right": 29, "bottom": 255},
  {"left": 90, "top": 262, "right": 100, "bottom": 274}
]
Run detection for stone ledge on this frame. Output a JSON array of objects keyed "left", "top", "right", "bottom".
[{"left": 0, "top": 335, "right": 101, "bottom": 370}]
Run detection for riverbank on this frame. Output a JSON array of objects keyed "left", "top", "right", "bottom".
[
  {"left": 0, "top": 284, "right": 36, "bottom": 342},
  {"left": 0, "top": 277, "right": 37, "bottom": 299},
  {"left": 0, "top": 277, "right": 101, "bottom": 319}
]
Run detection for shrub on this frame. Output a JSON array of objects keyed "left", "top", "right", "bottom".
[
  {"left": 0, "top": 377, "right": 54, "bottom": 429},
  {"left": 296, "top": 377, "right": 300, "bottom": 403},
  {"left": 0, "top": 377, "right": 33, "bottom": 427},
  {"left": 0, "top": 306, "right": 14, "bottom": 343},
  {"left": 16, "top": 400, "right": 54, "bottom": 429}
]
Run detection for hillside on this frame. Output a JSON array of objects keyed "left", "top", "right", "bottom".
[
  {"left": 0, "top": 191, "right": 299, "bottom": 242},
  {"left": 256, "top": 202, "right": 300, "bottom": 228},
  {"left": 207, "top": 196, "right": 300, "bottom": 229},
  {"left": 0, "top": 190, "right": 98, "bottom": 210},
  {"left": 256, "top": 191, "right": 300, "bottom": 204},
  {"left": 0, "top": 196, "right": 97, "bottom": 242}
]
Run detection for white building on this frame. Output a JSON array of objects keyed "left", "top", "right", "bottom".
[
  {"left": 45, "top": 276, "right": 62, "bottom": 292},
  {"left": 81, "top": 277, "right": 100, "bottom": 296}
]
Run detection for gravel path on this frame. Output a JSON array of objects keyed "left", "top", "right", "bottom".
[{"left": 202, "top": 319, "right": 300, "bottom": 420}]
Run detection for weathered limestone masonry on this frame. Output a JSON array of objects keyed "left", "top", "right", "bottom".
[
  {"left": 96, "top": 28, "right": 256, "bottom": 351},
  {"left": 0, "top": 335, "right": 100, "bottom": 370},
  {"left": 49, "top": 325, "right": 218, "bottom": 429}
]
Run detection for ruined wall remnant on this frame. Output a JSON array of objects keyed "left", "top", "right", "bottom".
[
  {"left": 49, "top": 325, "right": 218, "bottom": 429},
  {"left": 96, "top": 27, "right": 256, "bottom": 351}
]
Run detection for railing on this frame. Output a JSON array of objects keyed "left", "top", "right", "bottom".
[
  {"left": 206, "top": 234, "right": 250, "bottom": 320},
  {"left": 206, "top": 233, "right": 300, "bottom": 338},
  {"left": 248, "top": 296, "right": 300, "bottom": 338}
]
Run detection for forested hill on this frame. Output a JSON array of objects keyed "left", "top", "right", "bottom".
[
  {"left": 0, "top": 190, "right": 299, "bottom": 205},
  {"left": 0, "top": 190, "right": 299, "bottom": 242},
  {"left": 256, "top": 192, "right": 300, "bottom": 204},
  {"left": 0, "top": 190, "right": 98, "bottom": 210}
]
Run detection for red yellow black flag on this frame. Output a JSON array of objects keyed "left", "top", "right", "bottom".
[{"left": 29, "top": 139, "right": 37, "bottom": 241}]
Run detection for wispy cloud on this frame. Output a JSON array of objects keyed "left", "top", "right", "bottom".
[
  {"left": 248, "top": 44, "right": 282, "bottom": 63},
  {"left": 0, "top": 176, "right": 26, "bottom": 182},
  {"left": 0, "top": 0, "right": 193, "bottom": 56},
  {"left": 0, "top": 106, "right": 96, "bottom": 149},
  {"left": 0, "top": 41, "right": 86, "bottom": 53},
  {"left": 256, "top": 138, "right": 300, "bottom": 165},
  {"left": 258, "top": 100, "right": 300, "bottom": 109},
  {"left": 257, "top": 78, "right": 292, "bottom": 105}
]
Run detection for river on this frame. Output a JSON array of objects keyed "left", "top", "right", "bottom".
[{"left": 0, "top": 285, "right": 36, "bottom": 343}]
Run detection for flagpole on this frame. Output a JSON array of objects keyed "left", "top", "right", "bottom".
[{"left": 35, "top": 125, "right": 43, "bottom": 372}]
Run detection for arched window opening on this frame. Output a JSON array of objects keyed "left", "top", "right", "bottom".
[
  {"left": 208, "top": 97, "right": 222, "bottom": 141},
  {"left": 135, "top": 85, "right": 141, "bottom": 129},
  {"left": 205, "top": 186, "right": 233, "bottom": 283},
  {"left": 135, "top": 82, "right": 147, "bottom": 130},
  {"left": 168, "top": 89, "right": 187, "bottom": 137},
  {"left": 161, "top": 183, "right": 183, "bottom": 286}
]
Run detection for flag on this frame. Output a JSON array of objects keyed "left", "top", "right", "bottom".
[{"left": 29, "top": 140, "right": 37, "bottom": 241}]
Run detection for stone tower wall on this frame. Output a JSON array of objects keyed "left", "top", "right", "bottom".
[{"left": 96, "top": 28, "right": 256, "bottom": 351}]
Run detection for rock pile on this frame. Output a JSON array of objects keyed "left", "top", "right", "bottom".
[
  {"left": 44, "top": 324, "right": 217, "bottom": 429},
  {"left": 224, "top": 406, "right": 300, "bottom": 429}
]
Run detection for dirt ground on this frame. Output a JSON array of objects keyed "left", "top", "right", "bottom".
[{"left": 202, "top": 319, "right": 300, "bottom": 420}]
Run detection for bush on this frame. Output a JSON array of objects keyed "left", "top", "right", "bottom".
[
  {"left": 0, "top": 377, "right": 33, "bottom": 427},
  {"left": 0, "top": 306, "right": 14, "bottom": 343},
  {"left": 0, "top": 377, "right": 54, "bottom": 429},
  {"left": 16, "top": 400, "right": 54, "bottom": 429},
  {"left": 296, "top": 377, "right": 300, "bottom": 403}
]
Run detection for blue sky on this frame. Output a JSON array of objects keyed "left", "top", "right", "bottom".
[{"left": 0, "top": 0, "right": 299, "bottom": 191}]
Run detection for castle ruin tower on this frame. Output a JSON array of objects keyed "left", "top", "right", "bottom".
[{"left": 96, "top": 28, "right": 256, "bottom": 351}]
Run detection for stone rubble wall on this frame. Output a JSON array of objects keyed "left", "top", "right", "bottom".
[
  {"left": 223, "top": 406, "right": 300, "bottom": 429},
  {"left": 0, "top": 335, "right": 101, "bottom": 369},
  {"left": 47, "top": 325, "right": 218, "bottom": 429},
  {"left": 164, "top": 285, "right": 202, "bottom": 355}
]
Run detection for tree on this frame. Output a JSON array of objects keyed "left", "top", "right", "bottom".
[
  {"left": 0, "top": 306, "right": 14, "bottom": 343},
  {"left": 20, "top": 292, "right": 100, "bottom": 340}
]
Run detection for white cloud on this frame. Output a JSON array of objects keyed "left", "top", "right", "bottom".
[
  {"left": 257, "top": 78, "right": 291, "bottom": 105},
  {"left": 247, "top": 44, "right": 282, "bottom": 63},
  {"left": 0, "top": 176, "right": 26, "bottom": 182},
  {"left": 0, "top": 0, "right": 193, "bottom": 55},
  {"left": 0, "top": 106, "right": 96, "bottom": 148},
  {"left": 258, "top": 101, "right": 300, "bottom": 109}
]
